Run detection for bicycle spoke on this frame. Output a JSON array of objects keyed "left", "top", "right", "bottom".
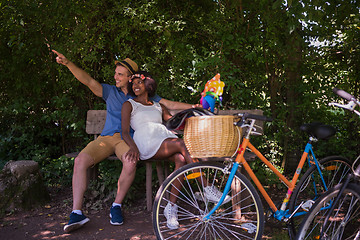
[
  {"left": 153, "top": 162, "right": 264, "bottom": 239},
  {"left": 288, "top": 156, "right": 352, "bottom": 238},
  {"left": 296, "top": 183, "right": 360, "bottom": 240}
]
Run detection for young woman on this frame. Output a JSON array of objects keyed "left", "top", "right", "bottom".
[{"left": 121, "top": 71, "right": 228, "bottom": 229}]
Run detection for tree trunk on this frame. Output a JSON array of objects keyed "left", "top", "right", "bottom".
[{"left": 282, "top": 30, "right": 304, "bottom": 174}]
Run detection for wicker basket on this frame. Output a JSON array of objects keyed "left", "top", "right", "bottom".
[{"left": 184, "top": 115, "right": 242, "bottom": 158}]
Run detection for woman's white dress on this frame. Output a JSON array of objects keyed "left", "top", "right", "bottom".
[{"left": 128, "top": 99, "right": 178, "bottom": 160}]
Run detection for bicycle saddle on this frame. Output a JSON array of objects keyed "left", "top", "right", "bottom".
[
  {"left": 300, "top": 122, "right": 336, "bottom": 140},
  {"left": 165, "top": 107, "right": 214, "bottom": 131}
]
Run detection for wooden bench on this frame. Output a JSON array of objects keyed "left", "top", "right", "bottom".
[
  {"left": 65, "top": 110, "right": 169, "bottom": 212},
  {"left": 66, "top": 109, "right": 264, "bottom": 211}
]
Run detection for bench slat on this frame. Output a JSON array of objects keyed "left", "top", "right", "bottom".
[{"left": 86, "top": 110, "right": 107, "bottom": 135}]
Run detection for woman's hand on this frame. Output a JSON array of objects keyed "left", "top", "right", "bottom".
[{"left": 124, "top": 147, "right": 140, "bottom": 163}]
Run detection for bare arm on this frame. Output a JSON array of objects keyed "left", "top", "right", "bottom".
[
  {"left": 121, "top": 101, "right": 140, "bottom": 162},
  {"left": 52, "top": 50, "right": 103, "bottom": 97},
  {"left": 160, "top": 103, "right": 173, "bottom": 122},
  {"left": 159, "top": 98, "right": 199, "bottom": 111}
]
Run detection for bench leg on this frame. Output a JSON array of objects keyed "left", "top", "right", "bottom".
[
  {"left": 145, "top": 160, "right": 167, "bottom": 212},
  {"left": 156, "top": 161, "right": 165, "bottom": 185},
  {"left": 87, "top": 164, "right": 99, "bottom": 181},
  {"left": 164, "top": 161, "right": 170, "bottom": 179},
  {"left": 146, "top": 162, "right": 153, "bottom": 211}
]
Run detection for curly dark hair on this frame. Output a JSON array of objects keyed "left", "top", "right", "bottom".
[{"left": 127, "top": 71, "right": 157, "bottom": 97}]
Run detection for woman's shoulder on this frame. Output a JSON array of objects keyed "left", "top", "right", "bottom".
[
  {"left": 122, "top": 100, "right": 133, "bottom": 109},
  {"left": 123, "top": 99, "right": 136, "bottom": 112},
  {"left": 128, "top": 99, "right": 141, "bottom": 105}
]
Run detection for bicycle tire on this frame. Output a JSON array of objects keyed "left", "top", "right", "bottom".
[
  {"left": 295, "top": 182, "right": 360, "bottom": 240},
  {"left": 152, "top": 161, "right": 265, "bottom": 240},
  {"left": 287, "top": 155, "right": 352, "bottom": 238}
]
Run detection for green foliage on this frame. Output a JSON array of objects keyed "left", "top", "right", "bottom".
[
  {"left": 0, "top": 95, "right": 89, "bottom": 163},
  {"left": 41, "top": 156, "right": 74, "bottom": 187},
  {"left": 250, "top": 124, "right": 286, "bottom": 188},
  {"left": 40, "top": 155, "right": 150, "bottom": 208},
  {"left": 85, "top": 160, "right": 148, "bottom": 208}
]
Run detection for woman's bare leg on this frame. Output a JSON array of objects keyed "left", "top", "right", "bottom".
[
  {"left": 152, "top": 138, "right": 193, "bottom": 165},
  {"left": 166, "top": 153, "right": 186, "bottom": 203}
]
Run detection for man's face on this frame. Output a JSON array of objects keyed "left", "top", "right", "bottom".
[{"left": 114, "top": 65, "right": 131, "bottom": 88}]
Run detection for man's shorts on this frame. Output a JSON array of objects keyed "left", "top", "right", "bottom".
[{"left": 80, "top": 133, "right": 130, "bottom": 165}]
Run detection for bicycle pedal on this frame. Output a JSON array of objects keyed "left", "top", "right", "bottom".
[
  {"left": 301, "top": 200, "right": 315, "bottom": 211},
  {"left": 240, "top": 223, "right": 257, "bottom": 234}
]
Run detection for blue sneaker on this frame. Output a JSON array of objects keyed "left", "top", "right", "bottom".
[
  {"left": 63, "top": 212, "right": 90, "bottom": 233},
  {"left": 110, "top": 205, "right": 124, "bottom": 225}
]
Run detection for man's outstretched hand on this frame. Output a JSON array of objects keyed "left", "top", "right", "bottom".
[{"left": 52, "top": 50, "right": 69, "bottom": 66}]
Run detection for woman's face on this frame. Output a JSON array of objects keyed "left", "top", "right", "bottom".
[{"left": 132, "top": 78, "right": 146, "bottom": 96}]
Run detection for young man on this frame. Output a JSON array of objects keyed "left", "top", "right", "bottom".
[{"left": 52, "top": 50, "right": 196, "bottom": 233}]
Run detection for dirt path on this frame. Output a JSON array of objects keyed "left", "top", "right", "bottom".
[
  {"left": 0, "top": 188, "right": 156, "bottom": 240},
  {"left": 0, "top": 187, "right": 289, "bottom": 240}
]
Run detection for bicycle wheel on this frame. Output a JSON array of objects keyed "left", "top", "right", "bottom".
[
  {"left": 288, "top": 155, "right": 352, "bottom": 238},
  {"left": 152, "top": 161, "right": 265, "bottom": 240},
  {"left": 295, "top": 182, "right": 360, "bottom": 240}
]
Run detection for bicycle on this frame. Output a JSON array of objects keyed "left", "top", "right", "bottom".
[
  {"left": 152, "top": 107, "right": 352, "bottom": 239},
  {"left": 296, "top": 88, "right": 360, "bottom": 240}
]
